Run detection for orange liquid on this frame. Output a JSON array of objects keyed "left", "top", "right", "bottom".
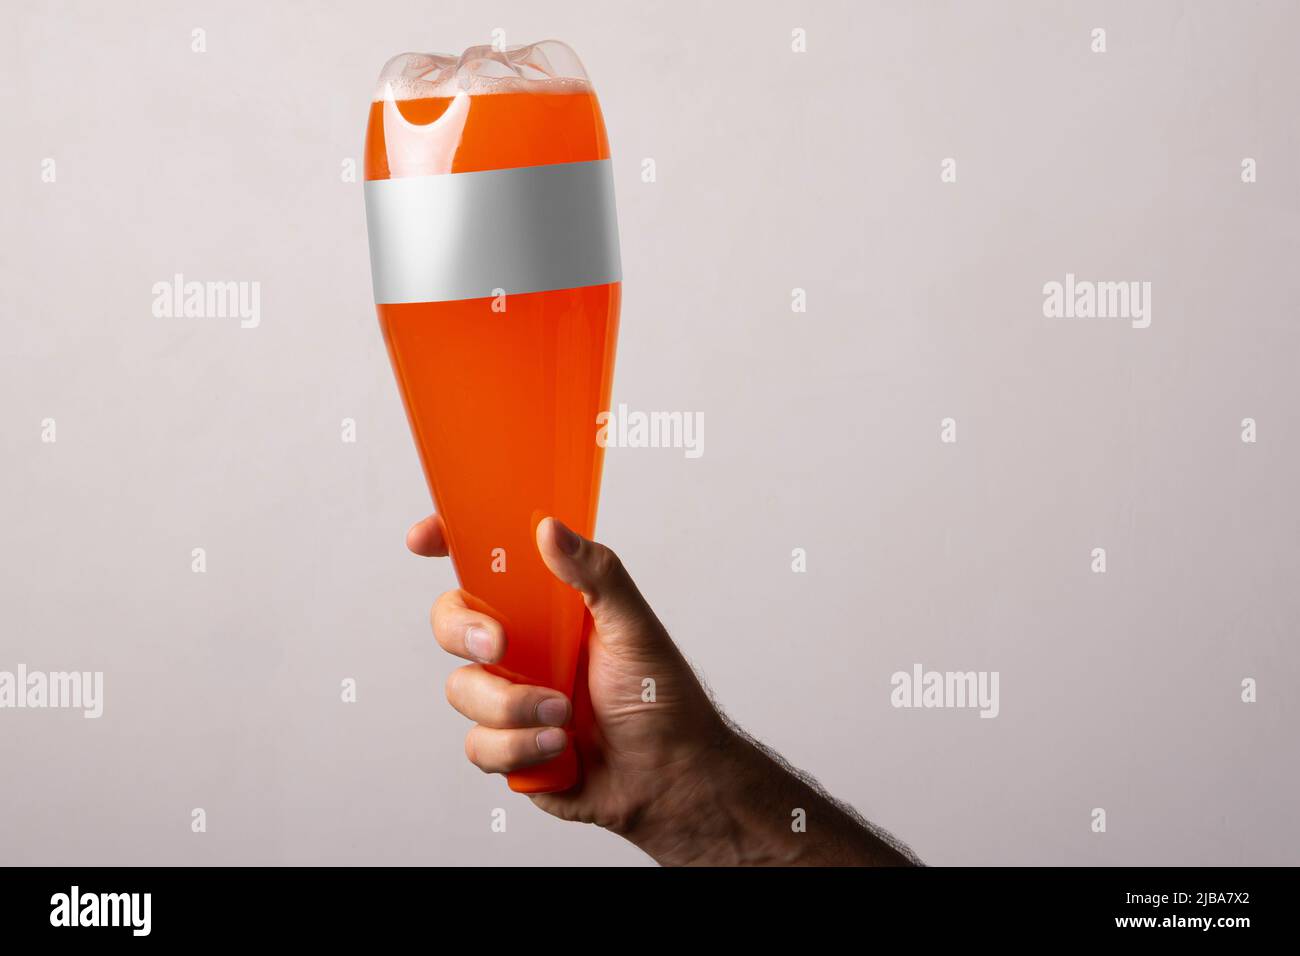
[{"left": 366, "top": 91, "right": 619, "bottom": 793}]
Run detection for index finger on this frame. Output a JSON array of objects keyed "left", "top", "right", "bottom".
[{"left": 406, "top": 513, "right": 449, "bottom": 557}]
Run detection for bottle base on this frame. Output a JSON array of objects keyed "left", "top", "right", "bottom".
[{"left": 506, "top": 745, "right": 580, "bottom": 794}]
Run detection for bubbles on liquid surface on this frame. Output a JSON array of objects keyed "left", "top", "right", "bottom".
[{"left": 375, "top": 40, "right": 591, "bottom": 100}]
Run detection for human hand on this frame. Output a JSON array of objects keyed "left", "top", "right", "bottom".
[
  {"left": 408, "top": 513, "right": 916, "bottom": 866},
  {"left": 406, "top": 514, "right": 729, "bottom": 840}
]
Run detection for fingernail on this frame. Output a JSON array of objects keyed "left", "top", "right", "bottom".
[
  {"left": 465, "top": 626, "right": 494, "bottom": 662},
  {"left": 536, "top": 728, "right": 567, "bottom": 755},
  {"left": 536, "top": 697, "right": 569, "bottom": 727},
  {"left": 552, "top": 519, "right": 580, "bottom": 556}
]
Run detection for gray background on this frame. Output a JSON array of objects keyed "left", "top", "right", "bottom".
[{"left": 2, "top": 0, "right": 1297, "bottom": 866}]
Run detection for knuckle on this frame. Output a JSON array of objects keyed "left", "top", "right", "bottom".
[
  {"left": 431, "top": 597, "right": 455, "bottom": 637},
  {"left": 506, "top": 685, "right": 538, "bottom": 725},
  {"left": 433, "top": 589, "right": 464, "bottom": 619},
  {"left": 444, "top": 668, "right": 462, "bottom": 704},
  {"left": 513, "top": 731, "right": 540, "bottom": 763},
  {"left": 485, "top": 684, "right": 516, "bottom": 726},
  {"left": 590, "top": 543, "right": 624, "bottom": 581},
  {"left": 465, "top": 728, "right": 498, "bottom": 773}
]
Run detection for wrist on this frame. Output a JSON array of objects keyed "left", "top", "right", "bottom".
[
  {"left": 614, "top": 720, "right": 916, "bottom": 867},
  {"left": 617, "top": 720, "right": 780, "bottom": 866}
]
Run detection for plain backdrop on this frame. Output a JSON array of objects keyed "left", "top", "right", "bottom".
[{"left": 1, "top": 0, "right": 1297, "bottom": 865}]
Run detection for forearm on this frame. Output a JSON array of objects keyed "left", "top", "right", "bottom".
[{"left": 624, "top": 728, "right": 919, "bottom": 867}]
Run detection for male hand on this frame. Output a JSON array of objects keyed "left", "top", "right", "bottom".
[
  {"left": 406, "top": 514, "right": 728, "bottom": 838},
  {"left": 407, "top": 514, "right": 917, "bottom": 866}
]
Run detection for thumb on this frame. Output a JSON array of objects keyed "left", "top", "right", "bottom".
[{"left": 536, "top": 517, "right": 661, "bottom": 644}]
